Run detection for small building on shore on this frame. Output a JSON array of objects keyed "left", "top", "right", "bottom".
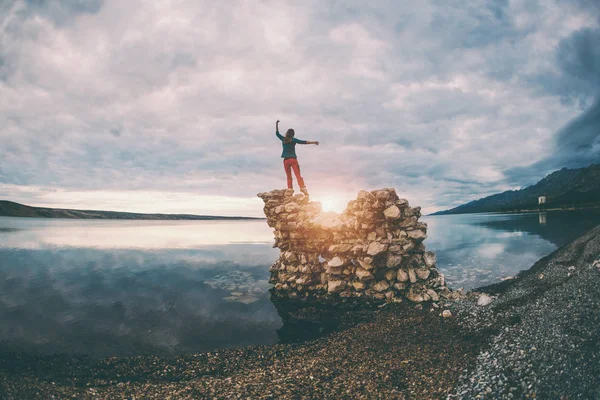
[{"left": 538, "top": 196, "right": 547, "bottom": 205}]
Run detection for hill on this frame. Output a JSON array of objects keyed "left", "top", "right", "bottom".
[
  {"left": 433, "top": 164, "right": 600, "bottom": 215},
  {"left": 0, "top": 201, "right": 260, "bottom": 220}
]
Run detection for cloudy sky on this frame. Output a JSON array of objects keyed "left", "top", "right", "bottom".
[{"left": 1, "top": 0, "right": 599, "bottom": 216}]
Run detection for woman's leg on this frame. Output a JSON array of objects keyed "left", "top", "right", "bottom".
[
  {"left": 283, "top": 159, "right": 294, "bottom": 189},
  {"left": 290, "top": 159, "right": 306, "bottom": 189}
]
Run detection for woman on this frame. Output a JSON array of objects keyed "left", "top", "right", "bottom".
[{"left": 275, "top": 119, "right": 319, "bottom": 196}]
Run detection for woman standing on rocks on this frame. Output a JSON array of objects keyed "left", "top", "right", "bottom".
[{"left": 275, "top": 119, "right": 319, "bottom": 196}]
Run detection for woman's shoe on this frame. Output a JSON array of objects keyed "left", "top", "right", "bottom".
[{"left": 300, "top": 187, "right": 309, "bottom": 196}]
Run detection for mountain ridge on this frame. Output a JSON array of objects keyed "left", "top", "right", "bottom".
[
  {"left": 432, "top": 163, "right": 600, "bottom": 215},
  {"left": 0, "top": 200, "right": 261, "bottom": 220}
]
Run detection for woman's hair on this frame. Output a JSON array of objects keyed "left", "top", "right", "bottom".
[{"left": 284, "top": 128, "right": 295, "bottom": 144}]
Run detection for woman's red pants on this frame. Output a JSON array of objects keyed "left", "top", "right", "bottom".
[{"left": 283, "top": 158, "right": 305, "bottom": 189}]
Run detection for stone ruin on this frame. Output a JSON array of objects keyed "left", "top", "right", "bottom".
[{"left": 257, "top": 188, "right": 452, "bottom": 304}]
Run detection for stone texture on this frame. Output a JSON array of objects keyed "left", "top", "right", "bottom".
[
  {"left": 408, "top": 230, "right": 427, "bottom": 241},
  {"left": 383, "top": 205, "right": 401, "bottom": 219},
  {"left": 416, "top": 268, "right": 431, "bottom": 280},
  {"left": 373, "top": 280, "right": 390, "bottom": 292},
  {"left": 367, "top": 241, "right": 388, "bottom": 256},
  {"left": 257, "top": 188, "right": 450, "bottom": 303},
  {"left": 477, "top": 293, "right": 494, "bottom": 306},
  {"left": 328, "top": 280, "right": 346, "bottom": 293},
  {"left": 423, "top": 251, "right": 437, "bottom": 268},
  {"left": 356, "top": 268, "right": 375, "bottom": 281},
  {"left": 328, "top": 257, "right": 345, "bottom": 268}
]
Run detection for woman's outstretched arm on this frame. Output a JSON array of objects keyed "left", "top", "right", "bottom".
[
  {"left": 275, "top": 120, "right": 283, "bottom": 140},
  {"left": 295, "top": 138, "right": 319, "bottom": 145}
]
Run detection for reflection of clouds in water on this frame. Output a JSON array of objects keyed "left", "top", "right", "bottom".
[
  {"left": 2, "top": 212, "right": 600, "bottom": 356},
  {"left": 496, "top": 231, "right": 524, "bottom": 238},
  {"left": 0, "top": 247, "right": 281, "bottom": 357},
  {"left": 477, "top": 243, "right": 506, "bottom": 259},
  {"left": 423, "top": 214, "right": 566, "bottom": 289},
  {"left": 0, "top": 218, "right": 273, "bottom": 249}
]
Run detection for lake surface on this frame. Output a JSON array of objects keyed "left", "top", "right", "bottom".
[{"left": 1, "top": 210, "right": 599, "bottom": 357}]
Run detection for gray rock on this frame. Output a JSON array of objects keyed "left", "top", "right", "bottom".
[{"left": 477, "top": 293, "right": 494, "bottom": 307}]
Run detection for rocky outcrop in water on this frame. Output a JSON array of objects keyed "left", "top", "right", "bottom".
[{"left": 257, "top": 188, "right": 452, "bottom": 303}]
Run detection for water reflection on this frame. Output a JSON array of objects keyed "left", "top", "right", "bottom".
[
  {"left": 0, "top": 219, "right": 272, "bottom": 249},
  {"left": 0, "top": 247, "right": 280, "bottom": 357},
  {"left": 0, "top": 211, "right": 599, "bottom": 357},
  {"left": 423, "top": 210, "right": 600, "bottom": 289}
]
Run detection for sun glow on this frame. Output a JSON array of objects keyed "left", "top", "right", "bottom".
[{"left": 319, "top": 195, "right": 349, "bottom": 214}]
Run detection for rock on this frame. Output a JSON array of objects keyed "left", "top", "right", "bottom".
[
  {"left": 385, "top": 269, "right": 396, "bottom": 281},
  {"left": 355, "top": 268, "right": 375, "bottom": 281},
  {"left": 357, "top": 257, "right": 374, "bottom": 270},
  {"left": 328, "top": 257, "right": 345, "bottom": 268},
  {"left": 373, "top": 280, "right": 390, "bottom": 292},
  {"left": 296, "top": 276, "right": 311, "bottom": 285},
  {"left": 327, "top": 265, "right": 343, "bottom": 274},
  {"left": 386, "top": 254, "right": 403, "bottom": 268},
  {"left": 477, "top": 293, "right": 494, "bottom": 307},
  {"left": 367, "top": 241, "right": 388, "bottom": 256},
  {"left": 408, "top": 230, "right": 427, "bottom": 241},
  {"left": 383, "top": 205, "right": 401, "bottom": 219},
  {"left": 408, "top": 268, "right": 417, "bottom": 283},
  {"left": 406, "top": 291, "right": 424, "bottom": 303},
  {"left": 328, "top": 280, "right": 346, "bottom": 293},
  {"left": 423, "top": 251, "right": 436, "bottom": 268},
  {"left": 258, "top": 187, "right": 453, "bottom": 303},
  {"left": 426, "top": 289, "right": 440, "bottom": 301},
  {"left": 442, "top": 310, "right": 452, "bottom": 318},
  {"left": 284, "top": 202, "right": 300, "bottom": 213},
  {"left": 416, "top": 268, "right": 431, "bottom": 280},
  {"left": 397, "top": 269, "right": 409, "bottom": 282}
]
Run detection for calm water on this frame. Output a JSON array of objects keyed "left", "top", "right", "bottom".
[{"left": 0, "top": 210, "right": 599, "bottom": 357}]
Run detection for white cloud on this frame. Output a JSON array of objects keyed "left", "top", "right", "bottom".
[{"left": 0, "top": 0, "right": 598, "bottom": 215}]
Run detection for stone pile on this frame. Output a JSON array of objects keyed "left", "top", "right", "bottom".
[{"left": 257, "top": 188, "right": 452, "bottom": 303}]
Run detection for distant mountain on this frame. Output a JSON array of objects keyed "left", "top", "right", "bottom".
[
  {"left": 0, "top": 201, "right": 261, "bottom": 220},
  {"left": 433, "top": 164, "right": 600, "bottom": 215}
]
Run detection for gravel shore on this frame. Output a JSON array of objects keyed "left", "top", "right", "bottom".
[
  {"left": 450, "top": 224, "right": 600, "bottom": 399},
  {"left": 0, "top": 301, "right": 483, "bottom": 399},
  {"left": 1, "top": 226, "right": 599, "bottom": 399}
]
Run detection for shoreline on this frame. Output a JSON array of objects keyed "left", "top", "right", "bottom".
[
  {"left": 429, "top": 204, "right": 600, "bottom": 216},
  {"left": 1, "top": 225, "right": 599, "bottom": 399}
]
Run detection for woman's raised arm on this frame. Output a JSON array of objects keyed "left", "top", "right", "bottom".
[{"left": 275, "top": 120, "right": 283, "bottom": 140}]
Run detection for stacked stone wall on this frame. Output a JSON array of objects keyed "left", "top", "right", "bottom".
[{"left": 257, "top": 188, "right": 451, "bottom": 303}]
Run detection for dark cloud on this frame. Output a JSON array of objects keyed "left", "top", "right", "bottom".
[
  {"left": 22, "top": 0, "right": 104, "bottom": 24},
  {"left": 504, "top": 7, "right": 600, "bottom": 186},
  {"left": 109, "top": 127, "right": 121, "bottom": 137}
]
